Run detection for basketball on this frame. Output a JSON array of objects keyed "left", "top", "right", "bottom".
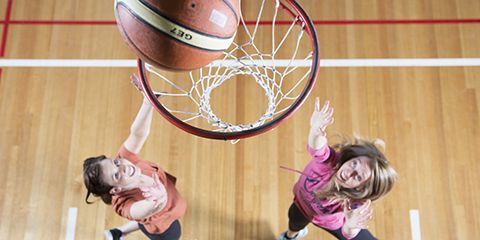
[{"left": 114, "top": 0, "right": 240, "bottom": 71}]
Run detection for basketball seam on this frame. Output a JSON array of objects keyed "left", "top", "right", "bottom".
[
  {"left": 116, "top": 2, "right": 225, "bottom": 53},
  {"left": 116, "top": 6, "right": 201, "bottom": 70},
  {"left": 138, "top": 0, "right": 236, "bottom": 39}
]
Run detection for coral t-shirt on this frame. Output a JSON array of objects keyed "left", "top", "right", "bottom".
[
  {"left": 292, "top": 144, "right": 346, "bottom": 230},
  {"left": 111, "top": 145, "right": 187, "bottom": 234}
]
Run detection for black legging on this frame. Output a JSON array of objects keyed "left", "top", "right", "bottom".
[
  {"left": 138, "top": 220, "right": 181, "bottom": 240},
  {"left": 288, "top": 203, "right": 377, "bottom": 240}
]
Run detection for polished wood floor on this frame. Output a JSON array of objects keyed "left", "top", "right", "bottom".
[{"left": 0, "top": 0, "right": 479, "bottom": 239}]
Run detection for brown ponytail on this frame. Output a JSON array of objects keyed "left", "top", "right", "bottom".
[{"left": 83, "top": 155, "right": 114, "bottom": 205}]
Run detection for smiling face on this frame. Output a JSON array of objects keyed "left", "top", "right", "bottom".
[
  {"left": 99, "top": 158, "right": 142, "bottom": 194},
  {"left": 335, "top": 156, "right": 372, "bottom": 189}
]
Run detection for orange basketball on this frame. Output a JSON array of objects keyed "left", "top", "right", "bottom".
[{"left": 114, "top": 0, "right": 240, "bottom": 71}]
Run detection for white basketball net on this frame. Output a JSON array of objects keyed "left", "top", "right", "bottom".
[{"left": 144, "top": 0, "right": 316, "bottom": 134}]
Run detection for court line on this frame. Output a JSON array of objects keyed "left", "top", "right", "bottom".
[
  {"left": 0, "top": 0, "right": 14, "bottom": 56},
  {"left": 65, "top": 207, "right": 78, "bottom": 240},
  {"left": 312, "top": 19, "right": 480, "bottom": 25},
  {"left": 1, "top": 58, "right": 480, "bottom": 68},
  {"left": 0, "top": 19, "right": 480, "bottom": 26},
  {"left": 410, "top": 209, "right": 422, "bottom": 240},
  {"left": 0, "top": 0, "right": 14, "bottom": 82},
  {"left": 1, "top": 20, "right": 117, "bottom": 25}
]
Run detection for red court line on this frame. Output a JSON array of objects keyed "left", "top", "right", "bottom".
[
  {"left": 251, "top": 19, "right": 480, "bottom": 25},
  {"left": 313, "top": 19, "right": 480, "bottom": 25},
  {"left": 0, "top": 0, "right": 14, "bottom": 57},
  {"left": 0, "top": 18, "right": 479, "bottom": 26},
  {"left": 0, "top": 0, "right": 14, "bottom": 81}
]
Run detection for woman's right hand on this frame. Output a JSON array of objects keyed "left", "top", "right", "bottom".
[
  {"left": 131, "top": 73, "right": 165, "bottom": 101},
  {"left": 130, "top": 73, "right": 144, "bottom": 92}
]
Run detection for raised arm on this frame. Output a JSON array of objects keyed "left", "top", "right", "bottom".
[
  {"left": 123, "top": 74, "right": 154, "bottom": 154},
  {"left": 308, "top": 97, "right": 334, "bottom": 149}
]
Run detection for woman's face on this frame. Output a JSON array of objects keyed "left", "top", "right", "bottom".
[
  {"left": 335, "top": 156, "right": 372, "bottom": 189},
  {"left": 99, "top": 158, "right": 142, "bottom": 193}
]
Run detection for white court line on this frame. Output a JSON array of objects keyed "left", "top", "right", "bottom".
[
  {"left": 0, "top": 58, "right": 480, "bottom": 67},
  {"left": 0, "top": 59, "right": 135, "bottom": 67},
  {"left": 410, "top": 209, "right": 422, "bottom": 240},
  {"left": 65, "top": 207, "right": 78, "bottom": 240}
]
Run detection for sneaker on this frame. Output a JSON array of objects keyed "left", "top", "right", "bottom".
[
  {"left": 277, "top": 227, "right": 308, "bottom": 240},
  {"left": 104, "top": 228, "right": 124, "bottom": 240}
]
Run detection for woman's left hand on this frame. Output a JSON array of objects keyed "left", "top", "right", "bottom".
[
  {"left": 140, "top": 173, "right": 168, "bottom": 210},
  {"left": 343, "top": 199, "right": 373, "bottom": 230},
  {"left": 310, "top": 97, "right": 334, "bottom": 137}
]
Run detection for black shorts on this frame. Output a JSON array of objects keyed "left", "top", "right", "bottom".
[{"left": 139, "top": 220, "right": 181, "bottom": 240}]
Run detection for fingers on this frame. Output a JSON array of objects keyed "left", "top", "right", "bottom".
[
  {"left": 152, "top": 173, "right": 162, "bottom": 186},
  {"left": 314, "top": 98, "right": 333, "bottom": 115},
  {"left": 326, "top": 106, "right": 334, "bottom": 118},
  {"left": 323, "top": 112, "right": 334, "bottom": 127},
  {"left": 130, "top": 73, "right": 139, "bottom": 82},
  {"left": 355, "top": 214, "right": 371, "bottom": 228},
  {"left": 320, "top": 100, "right": 330, "bottom": 114},
  {"left": 327, "top": 116, "right": 334, "bottom": 127},
  {"left": 363, "top": 200, "right": 372, "bottom": 210},
  {"left": 346, "top": 200, "right": 372, "bottom": 216},
  {"left": 130, "top": 73, "right": 144, "bottom": 92},
  {"left": 153, "top": 199, "right": 167, "bottom": 209},
  {"left": 343, "top": 199, "right": 374, "bottom": 230},
  {"left": 319, "top": 101, "right": 334, "bottom": 122},
  {"left": 146, "top": 194, "right": 166, "bottom": 203},
  {"left": 142, "top": 191, "right": 152, "bottom": 198},
  {"left": 311, "top": 99, "right": 334, "bottom": 129},
  {"left": 356, "top": 199, "right": 371, "bottom": 211},
  {"left": 350, "top": 208, "right": 373, "bottom": 229},
  {"left": 149, "top": 194, "right": 168, "bottom": 209},
  {"left": 141, "top": 187, "right": 155, "bottom": 199},
  {"left": 141, "top": 185, "right": 168, "bottom": 210},
  {"left": 358, "top": 208, "right": 373, "bottom": 220},
  {"left": 354, "top": 203, "right": 373, "bottom": 221},
  {"left": 321, "top": 104, "right": 334, "bottom": 122}
]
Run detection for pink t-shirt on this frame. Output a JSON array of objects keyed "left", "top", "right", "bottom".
[
  {"left": 292, "top": 144, "right": 347, "bottom": 231},
  {"left": 111, "top": 146, "right": 187, "bottom": 234}
]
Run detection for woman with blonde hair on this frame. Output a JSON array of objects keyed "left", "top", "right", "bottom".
[{"left": 278, "top": 98, "right": 397, "bottom": 240}]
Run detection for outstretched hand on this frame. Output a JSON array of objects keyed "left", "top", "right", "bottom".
[
  {"left": 130, "top": 73, "right": 144, "bottom": 92},
  {"left": 131, "top": 73, "right": 165, "bottom": 101},
  {"left": 310, "top": 97, "right": 334, "bottom": 137},
  {"left": 343, "top": 199, "right": 373, "bottom": 230},
  {"left": 140, "top": 173, "right": 168, "bottom": 210}
]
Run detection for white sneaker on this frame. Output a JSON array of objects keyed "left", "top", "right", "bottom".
[{"left": 277, "top": 227, "right": 308, "bottom": 240}]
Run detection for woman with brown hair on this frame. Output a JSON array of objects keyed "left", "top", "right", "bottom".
[
  {"left": 278, "top": 97, "right": 397, "bottom": 240},
  {"left": 83, "top": 75, "right": 186, "bottom": 240}
]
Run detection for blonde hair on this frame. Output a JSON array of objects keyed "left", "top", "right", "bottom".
[{"left": 315, "top": 136, "right": 397, "bottom": 203}]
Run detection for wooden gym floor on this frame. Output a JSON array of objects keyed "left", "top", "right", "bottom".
[{"left": 0, "top": 0, "right": 479, "bottom": 239}]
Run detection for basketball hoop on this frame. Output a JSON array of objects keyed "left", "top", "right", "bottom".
[{"left": 137, "top": 0, "right": 319, "bottom": 140}]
